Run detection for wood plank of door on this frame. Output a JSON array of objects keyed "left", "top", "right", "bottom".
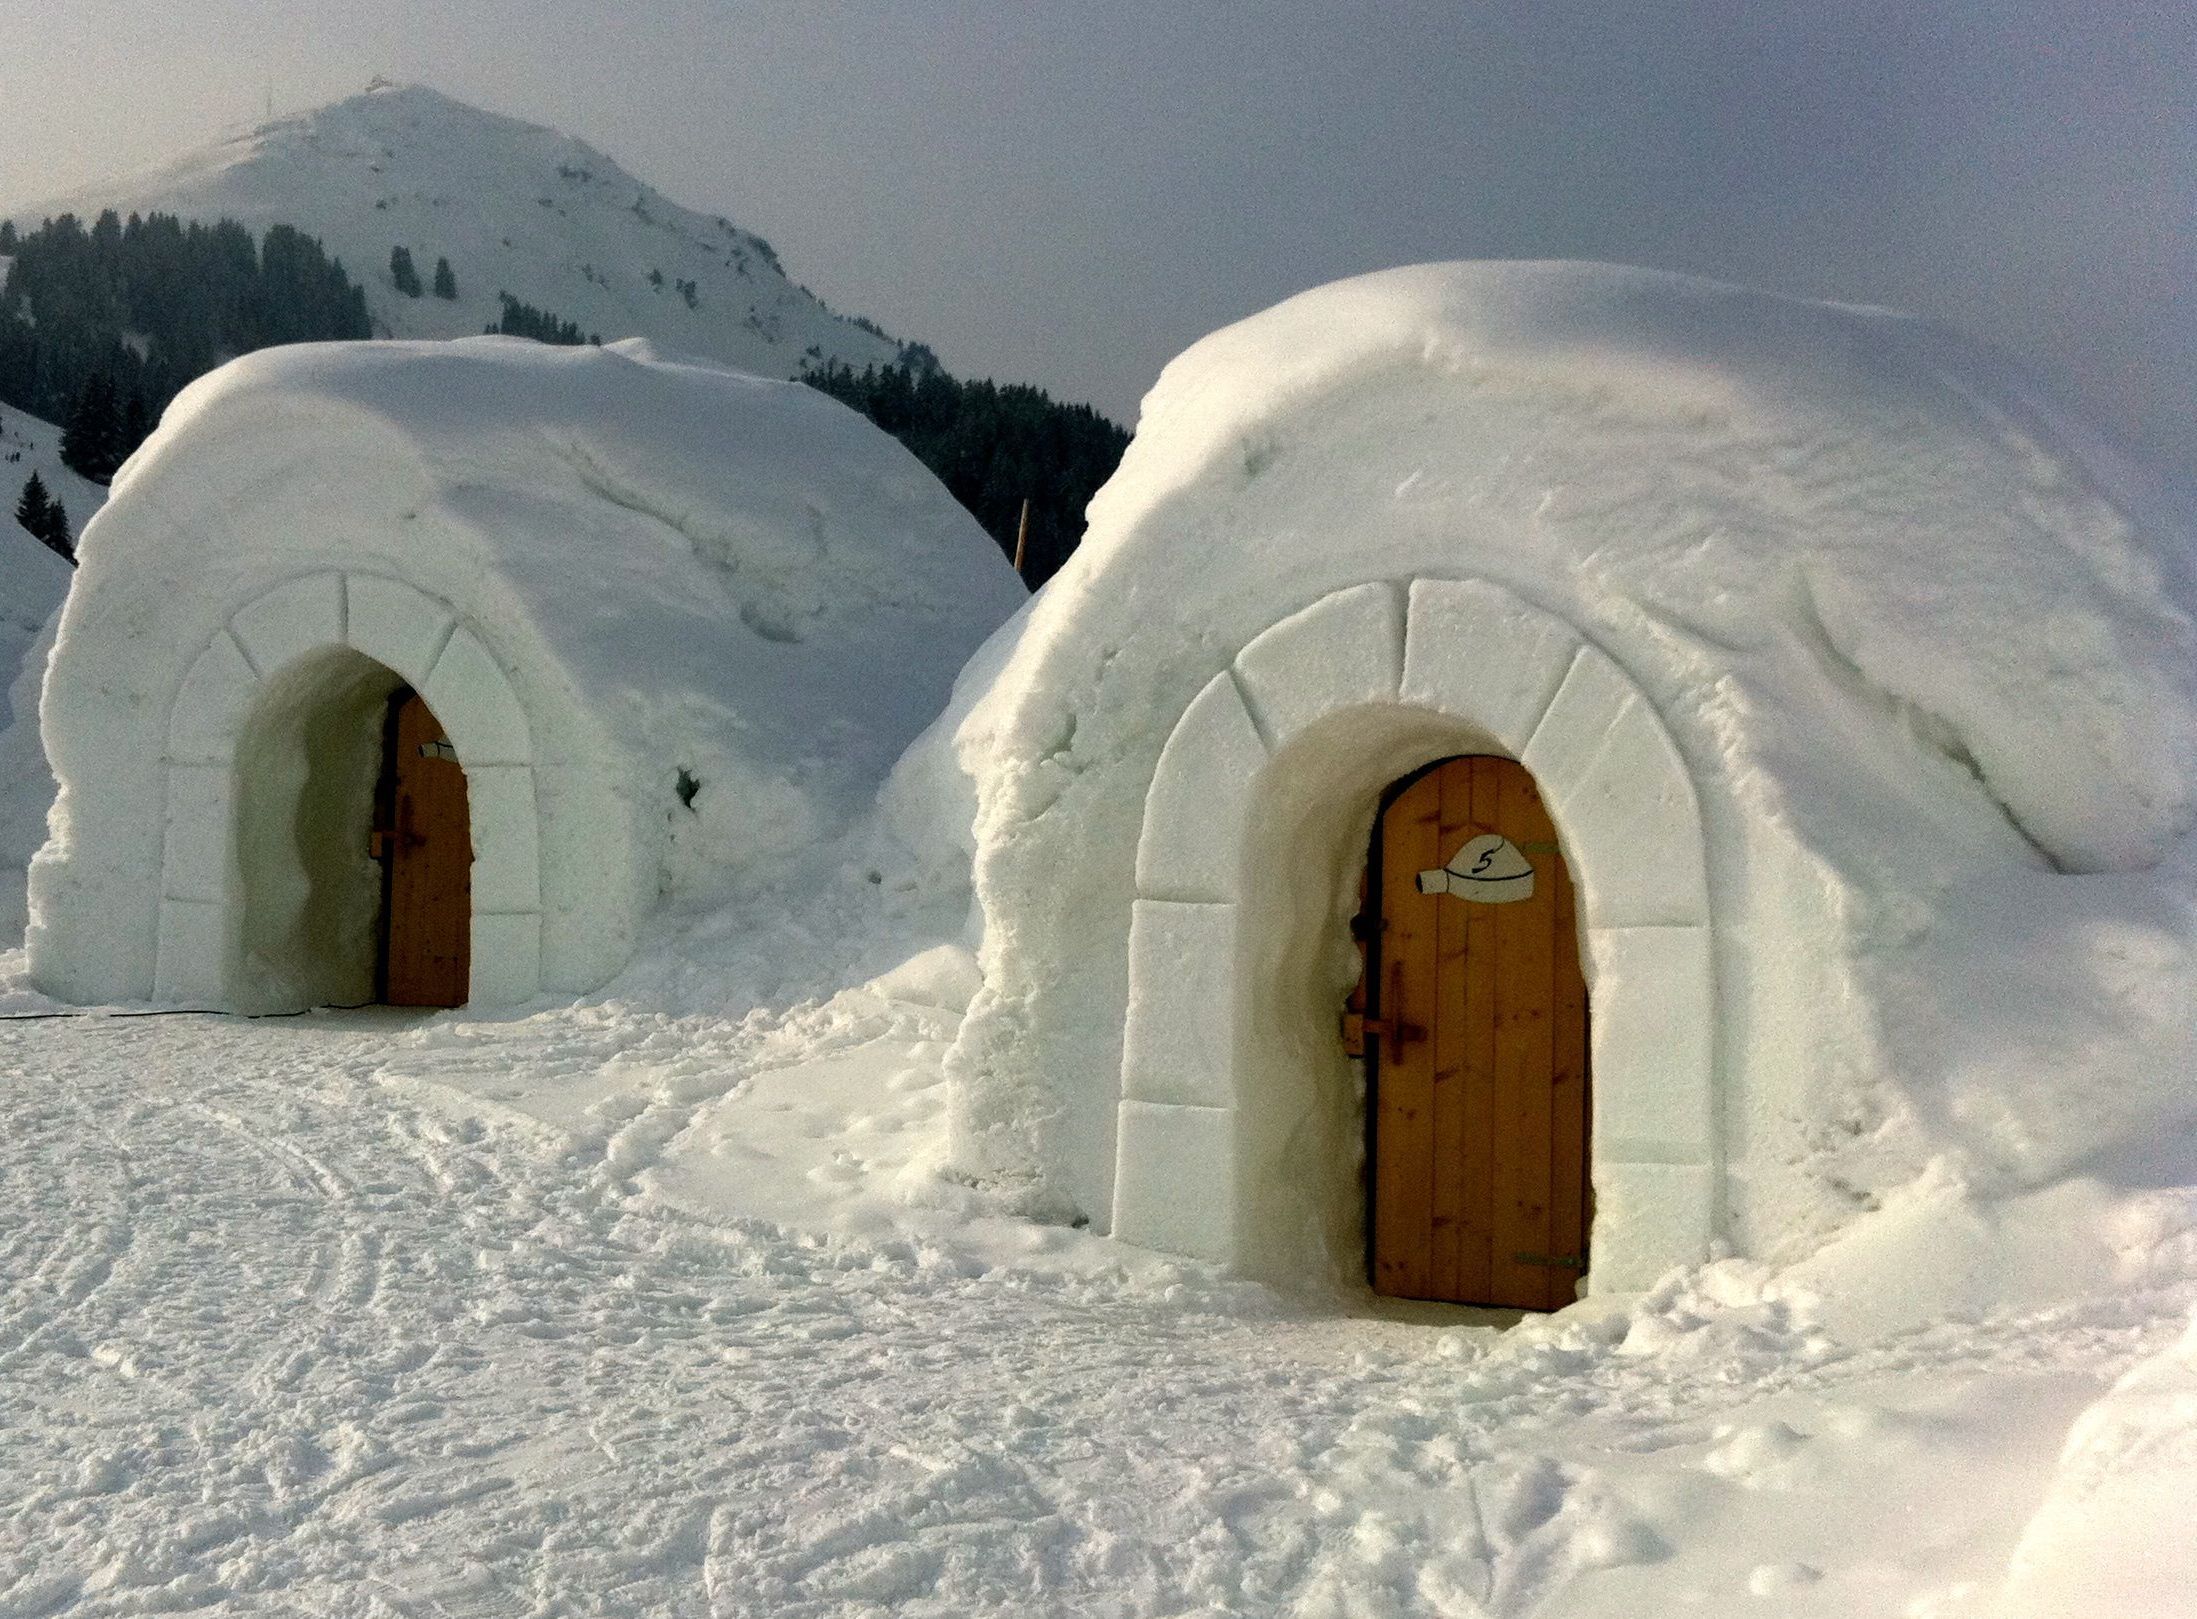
[
  {"left": 1454, "top": 756, "right": 1506, "bottom": 1304},
  {"left": 1544, "top": 821, "right": 1592, "bottom": 1311},
  {"left": 1371, "top": 767, "right": 1442, "bottom": 1299},
  {"left": 385, "top": 692, "right": 472, "bottom": 1008},
  {"left": 1428, "top": 759, "right": 1478, "bottom": 1300},
  {"left": 1486, "top": 760, "right": 1559, "bottom": 1311}
]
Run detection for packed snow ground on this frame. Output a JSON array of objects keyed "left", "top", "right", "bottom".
[{"left": 3, "top": 862, "right": 2193, "bottom": 1618}]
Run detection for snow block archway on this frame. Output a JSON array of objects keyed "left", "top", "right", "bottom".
[
  {"left": 1113, "top": 580, "right": 1714, "bottom": 1292},
  {"left": 156, "top": 572, "right": 546, "bottom": 1005}
]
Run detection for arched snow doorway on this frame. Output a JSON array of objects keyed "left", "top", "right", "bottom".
[
  {"left": 227, "top": 661, "right": 475, "bottom": 1010},
  {"left": 1356, "top": 754, "right": 1590, "bottom": 1311},
  {"left": 230, "top": 646, "right": 409, "bottom": 1008},
  {"left": 152, "top": 573, "right": 544, "bottom": 1010},
  {"left": 1111, "top": 579, "right": 1719, "bottom": 1297}
]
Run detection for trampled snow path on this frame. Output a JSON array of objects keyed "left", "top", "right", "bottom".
[{"left": 1, "top": 1004, "right": 2187, "bottom": 1617}]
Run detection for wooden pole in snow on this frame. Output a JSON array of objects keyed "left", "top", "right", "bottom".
[{"left": 1012, "top": 497, "right": 1032, "bottom": 584}]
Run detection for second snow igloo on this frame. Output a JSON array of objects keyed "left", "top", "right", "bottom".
[
  {"left": 29, "top": 336, "right": 1024, "bottom": 1011},
  {"left": 933, "top": 261, "right": 2197, "bottom": 1307}
]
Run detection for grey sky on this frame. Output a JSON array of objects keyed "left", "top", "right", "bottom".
[{"left": 5, "top": 1, "right": 2192, "bottom": 477}]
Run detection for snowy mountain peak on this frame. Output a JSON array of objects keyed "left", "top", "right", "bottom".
[{"left": 8, "top": 84, "right": 904, "bottom": 381}]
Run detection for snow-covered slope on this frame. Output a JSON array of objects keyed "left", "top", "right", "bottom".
[
  {"left": 0, "top": 403, "right": 107, "bottom": 559},
  {"left": 9, "top": 82, "right": 905, "bottom": 382}
]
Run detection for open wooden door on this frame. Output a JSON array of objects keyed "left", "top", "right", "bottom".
[
  {"left": 1361, "top": 755, "right": 1589, "bottom": 1310},
  {"left": 376, "top": 688, "right": 471, "bottom": 1007}
]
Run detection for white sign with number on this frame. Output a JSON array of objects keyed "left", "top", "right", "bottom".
[{"left": 1416, "top": 833, "right": 1535, "bottom": 904}]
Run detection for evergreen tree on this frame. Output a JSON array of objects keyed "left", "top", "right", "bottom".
[
  {"left": 432, "top": 256, "right": 458, "bottom": 300},
  {"left": 61, "top": 374, "right": 127, "bottom": 483},
  {"left": 802, "top": 358, "right": 1129, "bottom": 588},
  {"left": 486, "top": 293, "right": 598, "bottom": 346},
  {"left": 0, "top": 212, "right": 372, "bottom": 472},
  {"left": 39, "top": 492, "right": 71, "bottom": 562},
  {"left": 389, "top": 245, "right": 423, "bottom": 297},
  {"left": 15, "top": 471, "right": 72, "bottom": 562},
  {"left": 15, "top": 469, "right": 50, "bottom": 536}
]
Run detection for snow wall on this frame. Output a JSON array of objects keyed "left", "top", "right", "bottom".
[
  {"left": 0, "top": 522, "right": 71, "bottom": 941},
  {"left": 918, "top": 261, "right": 2197, "bottom": 1294},
  {"left": 30, "top": 336, "right": 1024, "bottom": 1009}
]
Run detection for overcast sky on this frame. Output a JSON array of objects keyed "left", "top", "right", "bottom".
[{"left": 5, "top": 1, "right": 2192, "bottom": 477}]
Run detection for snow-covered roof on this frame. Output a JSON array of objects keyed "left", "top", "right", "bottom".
[
  {"left": 82, "top": 337, "right": 1017, "bottom": 854},
  {"left": 986, "top": 260, "right": 2195, "bottom": 873}
]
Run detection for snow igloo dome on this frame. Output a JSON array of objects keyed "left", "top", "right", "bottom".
[
  {"left": 926, "top": 261, "right": 2197, "bottom": 1306},
  {"left": 30, "top": 336, "right": 1023, "bottom": 1011}
]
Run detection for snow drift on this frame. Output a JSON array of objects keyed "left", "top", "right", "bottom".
[
  {"left": 925, "top": 260, "right": 2197, "bottom": 1294},
  {"left": 29, "top": 335, "right": 1023, "bottom": 1009}
]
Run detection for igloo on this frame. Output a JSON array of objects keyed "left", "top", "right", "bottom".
[
  {"left": 30, "top": 336, "right": 1023, "bottom": 1011},
  {"left": 926, "top": 262, "right": 2197, "bottom": 1307}
]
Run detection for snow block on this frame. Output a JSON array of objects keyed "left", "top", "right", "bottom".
[
  {"left": 532, "top": 764, "right": 641, "bottom": 994},
  {"left": 166, "top": 633, "right": 261, "bottom": 765},
  {"left": 1525, "top": 647, "right": 1708, "bottom": 929},
  {"left": 1588, "top": 1161, "right": 1718, "bottom": 1292},
  {"left": 153, "top": 898, "right": 226, "bottom": 1001},
  {"left": 1135, "top": 672, "right": 1270, "bottom": 902},
  {"left": 160, "top": 764, "right": 234, "bottom": 905},
  {"left": 228, "top": 572, "right": 344, "bottom": 677},
  {"left": 1399, "top": 578, "right": 1579, "bottom": 753},
  {"left": 344, "top": 573, "right": 454, "bottom": 689},
  {"left": 1119, "top": 899, "right": 1238, "bottom": 1108},
  {"left": 1232, "top": 583, "right": 1404, "bottom": 749},
  {"left": 469, "top": 909, "right": 542, "bottom": 1005},
  {"left": 466, "top": 765, "right": 542, "bottom": 915},
  {"left": 1587, "top": 925, "right": 1715, "bottom": 1163},
  {"left": 424, "top": 626, "right": 532, "bottom": 766},
  {"left": 1111, "top": 1100, "right": 1235, "bottom": 1262}
]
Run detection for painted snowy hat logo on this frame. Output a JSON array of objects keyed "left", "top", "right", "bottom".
[{"left": 1417, "top": 834, "right": 1535, "bottom": 904}]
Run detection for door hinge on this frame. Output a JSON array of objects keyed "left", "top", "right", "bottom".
[
  {"left": 1340, "top": 1011, "right": 1426, "bottom": 1058},
  {"left": 1513, "top": 1251, "right": 1586, "bottom": 1269}
]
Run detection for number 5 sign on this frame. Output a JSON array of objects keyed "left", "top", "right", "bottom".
[{"left": 1416, "top": 833, "right": 1535, "bottom": 904}]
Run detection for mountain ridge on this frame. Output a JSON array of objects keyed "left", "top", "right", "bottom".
[{"left": 7, "top": 82, "right": 905, "bottom": 383}]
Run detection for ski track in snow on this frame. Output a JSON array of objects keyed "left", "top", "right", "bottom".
[{"left": 0, "top": 1009, "right": 2185, "bottom": 1618}]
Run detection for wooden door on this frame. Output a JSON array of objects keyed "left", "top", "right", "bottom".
[
  {"left": 1365, "top": 755, "right": 1589, "bottom": 1310},
  {"left": 377, "top": 689, "right": 471, "bottom": 1007}
]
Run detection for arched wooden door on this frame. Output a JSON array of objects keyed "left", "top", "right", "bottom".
[
  {"left": 1360, "top": 755, "right": 1589, "bottom": 1310},
  {"left": 375, "top": 688, "right": 471, "bottom": 1007}
]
